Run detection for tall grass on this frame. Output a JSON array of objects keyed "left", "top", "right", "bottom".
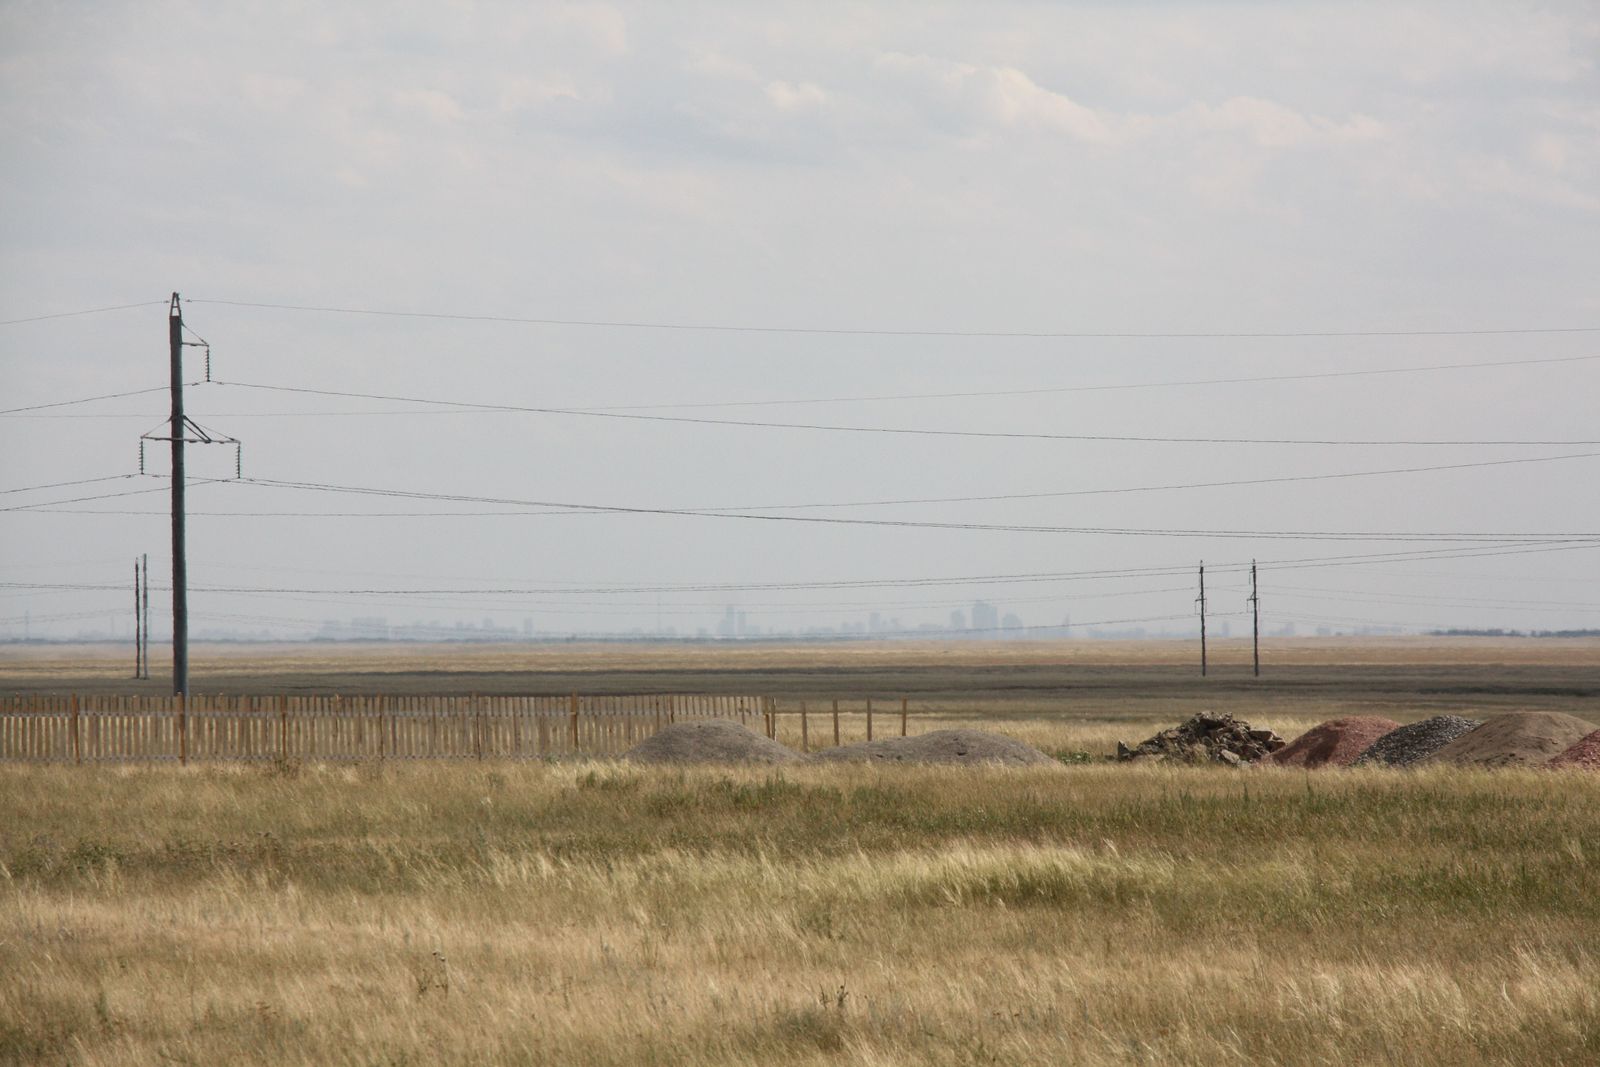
[{"left": 2, "top": 761, "right": 1597, "bottom": 1065}]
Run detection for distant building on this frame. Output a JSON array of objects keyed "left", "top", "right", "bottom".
[
  {"left": 350, "top": 616, "right": 389, "bottom": 640},
  {"left": 971, "top": 601, "right": 999, "bottom": 634}
]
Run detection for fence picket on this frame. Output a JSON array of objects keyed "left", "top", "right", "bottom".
[{"left": 1, "top": 693, "right": 779, "bottom": 762}]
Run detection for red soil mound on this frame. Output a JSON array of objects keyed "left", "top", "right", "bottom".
[
  {"left": 1267, "top": 716, "right": 1402, "bottom": 769},
  {"left": 1549, "top": 729, "right": 1600, "bottom": 771}
]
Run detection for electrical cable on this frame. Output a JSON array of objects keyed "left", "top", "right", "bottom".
[
  {"left": 212, "top": 380, "right": 1600, "bottom": 447},
  {"left": 0, "top": 300, "right": 167, "bottom": 327},
  {"left": 0, "top": 474, "right": 136, "bottom": 496},
  {"left": 15, "top": 351, "right": 1600, "bottom": 418},
  {"left": 230, "top": 474, "right": 1600, "bottom": 542},
  {"left": 184, "top": 298, "right": 1600, "bottom": 339},
  {"left": 0, "top": 386, "right": 170, "bottom": 416}
]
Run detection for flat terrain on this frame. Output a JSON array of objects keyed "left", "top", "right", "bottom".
[
  {"left": 6, "top": 636, "right": 1599, "bottom": 712},
  {"left": 5, "top": 637, "right": 1598, "bottom": 755},
  {"left": 3, "top": 639, "right": 1598, "bottom": 1065},
  {"left": 3, "top": 762, "right": 1597, "bottom": 1066}
]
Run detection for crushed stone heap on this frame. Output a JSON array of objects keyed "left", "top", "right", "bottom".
[
  {"left": 623, "top": 720, "right": 805, "bottom": 765},
  {"left": 1115, "top": 712, "right": 1285, "bottom": 766},
  {"left": 1267, "top": 716, "right": 1402, "bottom": 769},
  {"left": 1352, "top": 715, "right": 1483, "bottom": 767},
  {"left": 810, "top": 729, "right": 1055, "bottom": 767}
]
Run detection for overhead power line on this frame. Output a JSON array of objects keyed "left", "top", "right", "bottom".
[
  {"left": 9, "top": 542, "right": 1598, "bottom": 600},
  {"left": 20, "top": 443, "right": 1600, "bottom": 518},
  {"left": 13, "top": 352, "right": 1600, "bottom": 420},
  {"left": 0, "top": 478, "right": 231, "bottom": 513},
  {"left": 225, "top": 470, "right": 1600, "bottom": 537},
  {"left": 576, "top": 354, "right": 1600, "bottom": 410},
  {"left": 1272, "top": 588, "right": 1600, "bottom": 615},
  {"left": 213, "top": 380, "right": 1600, "bottom": 447},
  {"left": 0, "top": 300, "right": 167, "bottom": 327},
  {"left": 186, "top": 298, "right": 1600, "bottom": 339},
  {"left": 0, "top": 386, "right": 171, "bottom": 417},
  {"left": 0, "top": 474, "right": 136, "bottom": 496}
]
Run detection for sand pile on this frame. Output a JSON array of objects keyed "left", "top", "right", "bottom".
[
  {"left": 1116, "top": 712, "right": 1285, "bottom": 766},
  {"left": 1419, "top": 711, "right": 1598, "bottom": 768},
  {"left": 811, "top": 729, "right": 1054, "bottom": 767},
  {"left": 1267, "top": 716, "right": 1402, "bottom": 769},
  {"left": 623, "top": 720, "right": 805, "bottom": 765},
  {"left": 1548, "top": 729, "right": 1600, "bottom": 771},
  {"left": 1352, "top": 715, "right": 1482, "bottom": 767}
]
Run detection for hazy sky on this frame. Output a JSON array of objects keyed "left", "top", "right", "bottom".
[{"left": 3, "top": 2, "right": 1599, "bottom": 641}]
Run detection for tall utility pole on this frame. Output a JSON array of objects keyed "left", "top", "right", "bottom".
[
  {"left": 133, "top": 557, "right": 143, "bottom": 679},
  {"left": 1249, "top": 560, "right": 1260, "bottom": 678},
  {"left": 138, "top": 298, "right": 237, "bottom": 694},
  {"left": 142, "top": 552, "right": 150, "bottom": 679},
  {"left": 169, "top": 294, "right": 189, "bottom": 696},
  {"left": 1197, "top": 561, "right": 1208, "bottom": 677}
]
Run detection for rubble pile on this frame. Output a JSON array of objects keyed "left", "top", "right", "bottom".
[{"left": 1115, "top": 712, "right": 1286, "bottom": 767}]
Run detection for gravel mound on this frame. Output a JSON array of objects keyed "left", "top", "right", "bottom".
[
  {"left": 1419, "top": 711, "right": 1598, "bottom": 768},
  {"left": 623, "top": 720, "right": 805, "bottom": 765},
  {"left": 1352, "top": 715, "right": 1483, "bottom": 767},
  {"left": 1548, "top": 729, "right": 1600, "bottom": 771},
  {"left": 811, "top": 729, "right": 1054, "bottom": 767},
  {"left": 1267, "top": 716, "right": 1402, "bottom": 769},
  {"left": 1116, "top": 712, "right": 1285, "bottom": 766}
]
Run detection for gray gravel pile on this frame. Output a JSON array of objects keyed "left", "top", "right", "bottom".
[
  {"left": 811, "top": 729, "right": 1055, "bottom": 767},
  {"left": 623, "top": 720, "right": 806, "bottom": 765},
  {"left": 1352, "top": 715, "right": 1482, "bottom": 767}
]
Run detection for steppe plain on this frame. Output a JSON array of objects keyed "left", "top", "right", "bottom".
[{"left": 2, "top": 637, "right": 1597, "bottom": 1065}]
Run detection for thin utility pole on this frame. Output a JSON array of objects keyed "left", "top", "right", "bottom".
[
  {"left": 133, "top": 557, "right": 143, "bottom": 679},
  {"left": 1197, "top": 561, "right": 1208, "bottom": 677},
  {"left": 1249, "top": 560, "right": 1260, "bottom": 678},
  {"left": 169, "top": 294, "right": 188, "bottom": 696},
  {"left": 141, "top": 552, "right": 150, "bottom": 678}
]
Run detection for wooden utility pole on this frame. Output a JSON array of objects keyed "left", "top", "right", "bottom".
[
  {"left": 169, "top": 294, "right": 189, "bottom": 697},
  {"left": 1250, "top": 560, "right": 1261, "bottom": 678},
  {"left": 1197, "top": 562, "right": 1208, "bottom": 677}
]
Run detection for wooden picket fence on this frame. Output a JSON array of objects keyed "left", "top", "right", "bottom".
[{"left": 0, "top": 693, "right": 769, "bottom": 763}]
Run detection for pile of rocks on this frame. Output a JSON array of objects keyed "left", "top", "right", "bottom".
[
  {"left": 623, "top": 720, "right": 806, "bottom": 765},
  {"left": 1352, "top": 715, "right": 1482, "bottom": 767},
  {"left": 1116, "top": 712, "right": 1286, "bottom": 767},
  {"left": 811, "top": 729, "right": 1055, "bottom": 767}
]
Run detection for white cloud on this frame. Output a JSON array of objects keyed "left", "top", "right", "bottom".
[
  {"left": 764, "top": 80, "right": 826, "bottom": 111},
  {"left": 875, "top": 51, "right": 1111, "bottom": 142},
  {"left": 1164, "top": 96, "right": 1388, "bottom": 148},
  {"left": 392, "top": 88, "right": 465, "bottom": 123},
  {"left": 498, "top": 77, "right": 582, "bottom": 114}
]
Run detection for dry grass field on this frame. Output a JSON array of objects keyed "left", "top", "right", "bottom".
[
  {"left": 3, "top": 763, "right": 1598, "bottom": 1066},
  {"left": 3, "top": 638, "right": 1598, "bottom": 1065}
]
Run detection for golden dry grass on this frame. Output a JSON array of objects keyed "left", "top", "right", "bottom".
[{"left": 3, "top": 760, "right": 1597, "bottom": 1066}]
